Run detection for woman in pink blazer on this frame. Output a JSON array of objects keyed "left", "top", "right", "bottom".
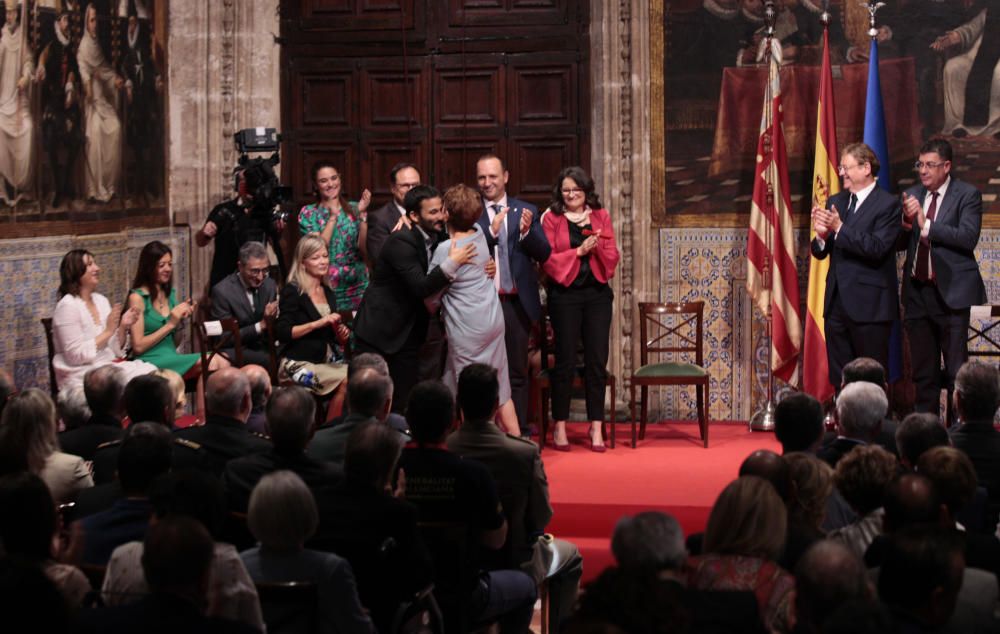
[{"left": 541, "top": 167, "right": 620, "bottom": 451}]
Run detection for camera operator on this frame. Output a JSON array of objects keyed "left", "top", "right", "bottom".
[{"left": 197, "top": 167, "right": 286, "bottom": 290}]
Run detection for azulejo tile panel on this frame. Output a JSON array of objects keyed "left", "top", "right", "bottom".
[{"left": 0, "top": 227, "right": 192, "bottom": 393}]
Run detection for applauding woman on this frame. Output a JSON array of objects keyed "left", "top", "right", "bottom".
[
  {"left": 541, "top": 167, "right": 620, "bottom": 452},
  {"left": 298, "top": 161, "right": 372, "bottom": 311},
  {"left": 275, "top": 234, "right": 350, "bottom": 416},
  {"left": 51, "top": 249, "right": 156, "bottom": 393}
]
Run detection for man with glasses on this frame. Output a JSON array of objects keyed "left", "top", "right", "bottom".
[
  {"left": 210, "top": 241, "right": 279, "bottom": 367},
  {"left": 810, "top": 142, "right": 902, "bottom": 393},
  {"left": 899, "top": 139, "right": 985, "bottom": 416},
  {"left": 366, "top": 162, "right": 421, "bottom": 263}
]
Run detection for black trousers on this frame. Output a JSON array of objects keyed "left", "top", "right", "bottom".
[
  {"left": 824, "top": 289, "right": 891, "bottom": 389},
  {"left": 356, "top": 329, "right": 423, "bottom": 414},
  {"left": 548, "top": 284, "right": 613, "bottom": 421},
  {"left": 906, "top": 279, "right": 970, "bottom": 415},
  {"left": 500, "top": 295, "right": 532, "bottom": 429}
]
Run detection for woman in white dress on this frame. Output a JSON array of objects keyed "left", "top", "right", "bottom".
[
  {"left": 51, "top": 249, "right": 154, "bottom": 394},
  {"left": 77, "top": 2, "right": 123, "bottom": 202},
  {"left": 429, "top": 184, "right": 520, "bottom": 435}
]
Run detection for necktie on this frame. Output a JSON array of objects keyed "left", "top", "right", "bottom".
[
  {"left": 494, "top": 204, "right": 514, "bottom": 293},
  {"left": 250, "top": 286, "right": 261, "bottom": 318},
  {"left": 914, "top": 191, "right": 939, "bottom": 282},
  {"left": 846, "top": 193, "right": 858, "bottom": 217}
]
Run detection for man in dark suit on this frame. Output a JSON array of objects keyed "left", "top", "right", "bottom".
[
  {"left": 308, "top": 367, "right": 394, "bottom": 465},
  {"left": 950, "top": 361, "right": 1000, "bottom": 528},
  {"left": 353, "top": 185, "right": 476, "bottom": 413},
  {"left": 365, "top": 162, "right": 421, "bottom": 263},
  {"left": 476, "top": 154, "right": 551, "bottom": 432},
  {"left": 811, "top": 142, "right": 902, "bottom": 388},
  {"left": 60, "top": 364, "right": 126, "bottom": 461},
  {"left": 818, "top": 381, "right": 887, "bottom": 467},
  {"left": 899, "top": 139, "right": 986, "bottom": 415},
  {"left": 210, "top": 241, "right": 278, "bottom": 367},
  {"left": 447, "top": 364, "right": 582, "bottom": 633}
]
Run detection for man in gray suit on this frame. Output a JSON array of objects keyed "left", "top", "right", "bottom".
[
  {"left": 307, "top": 367, "right": 393, "bottom": 466},
  {"left": 210, "top": 241, "right": 278, "bottom": 367},
  {"left": 900, "top": 138, "right": 987, "bottom": 415}
]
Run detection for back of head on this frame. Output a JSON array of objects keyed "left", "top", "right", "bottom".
[
  {"left": 150, "top": 469, "right": 226, "bottom": 539},
  {"left": 841, "top": 357, "right": 886, "bottom": 389},
  {"left": 406, "top": 380, "right": 455, "bottom": 443},
  {"left": 83, "top": 364, "right": 126, "bottom": 417},
  {"left": 895, "top": 413, "right": 948, "bottom": 469},
  {"left": 117, "top": 422, "right": 173, "bottom": 496},
  {"left": 611, "top": 511, "right": 686, "bottom": 574},
  {"left": 124, "top": 374, "right": 175, "bottom": 427},
  {"left": 248, "top": 470, "right": 318, "bottom": 551},
  {"left": 955, "top": 361, "right": 1000, "bottom": 423},
  {"left": 56, "top": 385, "right": 91, "bottom": 431},
  {"left": 833, "top": 444, "right": 898, "bottom": 516},
  {"left": 738, "top": 450, "right": 790, "bottom": 501},
  {"left": 457, "top": 363, "right": 500, "bottom": 423},
  {"left": 265, "top": 386, "right": 315, "bottom": 453},
  {"left": 241, "top": 364, "right": 272, "bottom": 410},
  {"left": 0, "top": 368, "right": 13, "bottom": 420},
  {"left": 153, "top": 369, "right": 186, "bottom": 413},
  {"left": 704, "top": 476, "right": 787, "bottom": 561},
  {"left": 0, "top": 558, "right": 73, "bottom": 632},
  {"left": 794, "top": 540, "right": 871, "bottom": 630},
  {"left": 344, "top": 420, "right": 403, "bottom": 492},
  {"left": 883, "top": 472, "right": 943, "bottom": 533},
  {"left": 563, "top": 566, "right": 690, "bottom": 634},
  {"left": 835, "top": 382, "right": 887, "bottom": 441},
  {"left": 442, "top": 183, "right": 484, "bottom": 232},
  {"left": 142, "top": 515, "right": 215, "bottom": 595},
  {"left": 0, "top": 388, "right": 57, "bottom": 474},
  {"left": 0, "top": 472, "right": 57, "bottom": 560},
  {"left": 348, "top": 352, "right": 390, "bottom": 379},
  {"left": 774, "top": 393, "right": 824, "bottom": 453},
  {"left": 878, "top": 524, "right": 963, "bottom": 626},
  {"left": 205, "top": 367, "right": 251, "bottom": 419},
  {"left": 916, "top": 446, "right": 976, "bottom": 518},
  {"left": 347, "top": 367, "right": 393, "bottom": 419},
  {"left": 784, "top": 452, "right": 834, "bottom": 529}
]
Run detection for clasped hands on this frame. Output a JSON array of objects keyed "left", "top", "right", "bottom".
[
  {"left": 576, "top": 230, "right": 600, "bottom": 257},
  {"left": 316, "top": 312, "right": 351, "bottom": 343},
  {"left": 900, "top": 192, "right": 925, "bottom": 232},
  {"left": 106, "top": 303, "right": 140, "bottom": 333},
  {"left": 811, "top": 204, "right": 843, "bottom": 240}
]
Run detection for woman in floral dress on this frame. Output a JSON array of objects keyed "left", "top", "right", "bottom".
[{"left": 297, "top": 162, "right": 371, "bottom": 311}]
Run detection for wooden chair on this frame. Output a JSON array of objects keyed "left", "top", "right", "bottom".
[
  {"left": 194, "top": 316, "right": 242, "bottom": 393},
  {"left": 255, "top": 580, "right": 320, "bottom": 634},
  {"left": 390, "top": 584, "right": 444, "bottom": 634},
  {"left": 630, "top": 301, "right": 711, "bottom": 448},
  {"left": 41, "top": 317, "right": 58, "bottom": 398},
  {"left": 534, "top": 307, "right": 617, "bottom": 450}
]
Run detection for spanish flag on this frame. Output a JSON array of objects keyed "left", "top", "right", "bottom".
[{"left": 803, "top": 28, "right": 837, "bottom": 403}]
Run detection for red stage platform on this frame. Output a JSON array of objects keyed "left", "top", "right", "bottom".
[{"left": 544, "top": 421, "right": 780, "bottom": 583}]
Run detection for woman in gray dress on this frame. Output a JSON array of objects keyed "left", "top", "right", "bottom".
[{"left": 429, "top": 184, "right": 520, "bottom": 435}]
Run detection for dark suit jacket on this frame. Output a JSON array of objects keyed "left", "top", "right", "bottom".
[
  {"left": 274, "top": 282, "right": 339, "bottom": 363},
  {"left": 353, "top": 225, "right": 451, "bottom": 356},
  {"left": 900, "top": 178, "right": 986, "bottom": 311},
  {"left": 210, "top": 271, "right": 278, "bottom": 350},
  {"left": 365, "top": 200, "right": 406, "bottom": 265},
  {"left": 817, "top": 436, "right": 867, "bottom": 468},
  {"left": 476, "top": 196, "right": 551, "bottom": 322},
  {"left": 78, "top": 592, "right": 258, "bottom": 634},
  {"left": 951, "top": 421, "right": 1000, "bottom": 527},
  {"left": 58, "top": 413, "right": 123, "bottom": 461},
  {"left": 91, "top": 436, "right": 208, "bottom": 485},
  {"left": 307, "top": 412, "right": 376, "bottom": 465},
  {"left": 174, "top": 414, "right": 271, "bottom": 476},
  {"left": 810, "top": 187, "right": 902, "bottom": 323},
  {"left": 71, "top": 480, "right": 123, "bottom": 521},
  {"left": 223, "top": 449, "right": 343, "bottom": 513}
]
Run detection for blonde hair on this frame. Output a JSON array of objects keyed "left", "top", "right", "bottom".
[
  {"left": 0, "top": 388, "right": 59, "bottom": 473},
  {"left": 704, "top": 476, "right": 787, "bottom": 561},
  {"left": 247, "top": 470, "right": 318, "bottom": 551},
  {"left": 154, "top": 368, "right": 186, "bottom": 414},
  {"left": 286, "top": 233, "right": 330, "bottom": 292},
  {"left": 785, "top": 452, "right": 834, "bottom": 529}
]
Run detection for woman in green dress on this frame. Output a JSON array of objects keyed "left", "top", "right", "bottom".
[{"left": 127, "top": 241, "right": 230, "bottom": 380}]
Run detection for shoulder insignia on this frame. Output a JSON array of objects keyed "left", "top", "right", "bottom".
[
  {"left": 95, "top": 439, "right": 122, "bottom": 451},
  {"left": 505, "top": 432, "right": 538, "bottom": 447},
  {"left": 174, "top": 438, "right": 202, "bottom": 450},
  {"left": 252, "top": 432, "right": 271, "bottom": 441}
]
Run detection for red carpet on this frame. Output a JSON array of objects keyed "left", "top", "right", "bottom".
[{"left": 543, "top": 421, "right": 781, "bottom": 582}]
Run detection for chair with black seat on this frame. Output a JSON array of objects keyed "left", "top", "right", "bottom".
[
  {"left": 41, "top": 317, "right": 58, "bottom": 399},
  {"left": 418, "top": 521, "right": 476, "bottom": 634},
  {"left": 534, "top": 306, "right": 617, "bottom": 450},
  {"left": 390, "top": 583, "right": 444, "bottom": 634},
  {"left": 255, "top": 580, "right": 319, "bottom": 634},
  {"left": 630, "top": 301, "right": 711, "bottom": 448}
]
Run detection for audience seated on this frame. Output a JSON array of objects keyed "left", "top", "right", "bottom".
[
  {"left": 241, "top": 364, "right": 272, "bottom": 436},
  {"left": 79, "top": 516, "right": 257, "bottom": 633},
  {"left": 240, "top": 470, "right": 375, "bottom": 634},
  {"left": 223, "top": 386, "right": 341, "bottom": 513},
  {"left": 828, "top": 444, "right": 897, "bottom": 560},
  {"left": 154, "top": 368, "right": 199, "bottom": 429},
  {"left": 792, "top": 540, "right": 873, "bottom": 634},
  {"left": 0, "top": 472, "right": 91, "bottom": 606},
  {"left": 0, "top": 388, "right": 93, "bottom": 503},
  {"left": 739, "top": 449, "right": 791, "bottom": 500},
  {"left": 310, "top": 420, "right": 432, "bottom": 633},
  {"left": 57, "top": 385, "right": 92, "bottom": 431},
  {"left": 782, "top": 452, "right": 834, "bottom": 571},
  {"left": 838, "top": 357, "right": 899, "bottom": 456},
  {"left": 307, "top": 367, "right": 394, "bottom": 465},
  {"left": 175, "top": 368, "right": 270, "bottom": 476},
  {"left": 447, "top": 363, "right": 583, "bottom": 633},
  {"left": 774, "top": 392, "right": 824, "bottom": 454},
  {"left": 561, "top": 565, "right": 693, "bottom": 634},
  {"left": 818, "top": 381, "right": 887, "bottom": 468},
  {"left": 687, "top": 476, "right": 794, "bottom": 633},
  {"left": 76, "top": 422, "right": 172, "bottom": 565},
  {"left": 102, "top": 469, "right": 264, "bottom": 631},
  {"left": 59, "top": 365, "right": 126, "bottom": 461},
  {"left": 0, "top": 557, "right": 76, "bottom": 633},
  {"left": 398, "top": 380, "right": 537, "bottom": 633},
  {"left": 895, "top": 412, "right": 949, "bottom": 470},
  {"left": 318, "top": 352, "right": 410, "bottom": 434},
  {"left": 949, "top": 361, "right": 1000, "bottom": 529}
]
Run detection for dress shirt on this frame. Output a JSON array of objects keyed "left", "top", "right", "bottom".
[
  {"left": 912, "top": 175, "right": 951, "bottom": 278},
  {"left": 815, "top": 180, "right": 879, "bottom": 249}
]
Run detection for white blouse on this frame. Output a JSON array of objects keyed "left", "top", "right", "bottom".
[{"left": 51, "top": 293, "right": 155, "bottom": 393}]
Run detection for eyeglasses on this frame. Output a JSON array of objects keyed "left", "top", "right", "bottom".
[
  {"left": 246, "top": 267, "right": 269, "bottom": 277},
  {"left": 561, "top": 188, "right": 584, "bottom": 195},
  {"left": 838, "top": 163, "right": 861, "bottom": 174},
  {"left": 914, "top": 161, "right": 947, "bottom": 170}
]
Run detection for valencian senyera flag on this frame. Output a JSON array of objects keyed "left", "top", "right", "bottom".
[
  {"left": 804, "top": 27, "right": 838, "bottom": 403},
  {"left": 746, "top": 37, "right": 802, "bottom": 384}
]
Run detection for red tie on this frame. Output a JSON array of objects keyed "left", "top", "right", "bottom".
[{"left": 914, "top": 191, "right": 938, "bottom": 282}]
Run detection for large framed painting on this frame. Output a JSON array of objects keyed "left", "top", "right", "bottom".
[
  {"left": 652, "top": 0, "right": 1000, "bottom": 227},
  {"left": 0, "top": 0, "right": 167, "bottom": 237}
]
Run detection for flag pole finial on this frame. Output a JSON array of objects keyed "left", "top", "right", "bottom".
[
  {"left": 820, "top": 0, "right": 830, "bottom": 26},
  {"left": 862, "top": 0, "right": 886, "bottom": 39}
]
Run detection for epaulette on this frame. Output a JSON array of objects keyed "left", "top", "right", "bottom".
[
  {"left": 95, "top": 439, "right": 122, "bottom": 451},
  {"left": 174, "top": 438, "right": 202, "bottom": 451},
  {"left": 252, "top": 432, "right": 271, "bottom": 441},
  {"left": 506, "top": 433, "right": 538, "bottom": 448}
]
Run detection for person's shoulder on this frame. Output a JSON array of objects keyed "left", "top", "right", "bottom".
[{"left": 950, "top": 177, "right": 981, "bottom": 197}]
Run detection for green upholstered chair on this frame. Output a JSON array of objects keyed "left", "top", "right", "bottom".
[{"left": 630, "top": 302, "right": 711, "bottom": 448}]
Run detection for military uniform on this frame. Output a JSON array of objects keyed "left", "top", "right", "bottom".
[{"left": 173, "top": 414, "right": 271, "bottom": 476}]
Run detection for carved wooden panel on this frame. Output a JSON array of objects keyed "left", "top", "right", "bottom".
[
  {"left": 507, "top": 59, "right": 576, "bottom": 127},
  {"left": 446, "top": 0, "right": 569, "bottom": 27},
  {"left": 364, "top": 140, "right": 430, "bottom": 200},
  {"left": 509, "top": 136, "right": 577, "bottom": 208},
  {"left": 432, "top": 59, "right": 504, "bottom": 129},
  {"left": 361, "top": 64, "right": 430, "bottom": 130},
  {"left": 435, "top": 139, "right": 503, "bottom": 191},
  {"left": 297, "top": 0, "right": 416, "bottom": 31},
  {"left": 295, "top": 70, "right": 356, "bottom": 129}
]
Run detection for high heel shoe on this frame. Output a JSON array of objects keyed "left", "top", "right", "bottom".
[
  {"left": 589, "top": 428, "right": 607, "bottom": 453},
  {"left": 550, "top": 441, "right": 571, "bottom": 452}
]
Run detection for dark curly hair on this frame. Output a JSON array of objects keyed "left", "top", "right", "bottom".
[{"left": 549, "top": 166, "right": 602, "bottom": 215}]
